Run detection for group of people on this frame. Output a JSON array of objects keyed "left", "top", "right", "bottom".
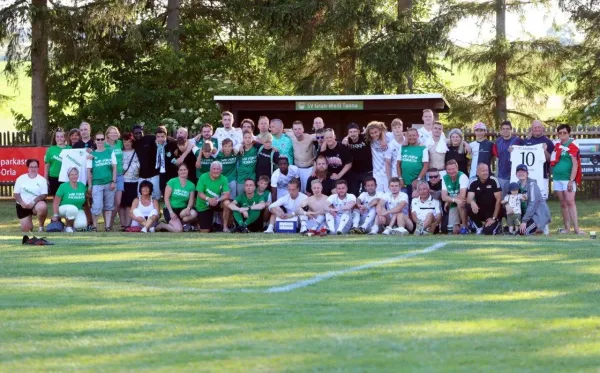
[{"left": 14, "top": 109, "right": 583, "bottom": 236}]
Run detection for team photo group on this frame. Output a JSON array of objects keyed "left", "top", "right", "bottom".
[{"left": 14, "top": 109, "right": 584, "bottom": 236}]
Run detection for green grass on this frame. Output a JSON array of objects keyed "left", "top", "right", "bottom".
[
  {"left": 1, "top": 200, "right": 599, "bottom": 372},
  {"left": 0, "top": 61, "right": 30, "bottom": 132}
]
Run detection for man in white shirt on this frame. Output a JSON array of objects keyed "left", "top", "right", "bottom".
[
  {"left": 298, "top": 179, "right": 329, "bottom": 234},
  {"left": 411, "top": 182, "right": 442, "bottom": 235},
  {"left": 270, "top": 156, "right": 300, "bottom": 201},
  {"left": 264, "top": 179, "right": 307, "bottom": 233},
  {"left": 14, "top": 159, "right": 48, "bottom": 232},
  {"left": 213, "top": 111, "right": 243, "bottom": 151},
  {"left": 350, "top": 177, "right": 382, "bottom": 234},
  {"left": 418, "top": 109, "right": 435, "bottom": 145},
  {"left": 372, "top": 177, "right": 413, "bottom": 235},
  {"left": 325, "top": 180, "right": 356, "bottom": 234},
  {"left": 385, "top": 119, "right": 404, "bottom": 180}
]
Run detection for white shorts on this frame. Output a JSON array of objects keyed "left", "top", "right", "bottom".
[
  {"left": 553, "top": 180, "right": 576, "bottom": 192},
  {"left": 415, "top": 210, "right": 435, "bottom": 222},
  {"left": 374, "top": 173, "right": 389, "bottom": 193},
  {"left": 326, "top": 212, "right": 352, "bottom": 233},
  {"left": 297, "top": 167, "right": 313, "bottom": 193}
]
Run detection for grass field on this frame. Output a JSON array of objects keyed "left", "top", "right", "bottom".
[{"left": 1, "top": 199, "right": 599, "bottom": 372}]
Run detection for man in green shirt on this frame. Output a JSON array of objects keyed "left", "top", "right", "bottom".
[
  {"left": 195, "top": 161, "right": 231, "bottom": 233},
  {"left": 216, "top": 138, "right": 238, "bottom": 198},
  {"left": 227, "top": 179, "right": 267, "bottom": 233},
  {"left": 398, "top": 128, "right": 429, "bottom": 203}
]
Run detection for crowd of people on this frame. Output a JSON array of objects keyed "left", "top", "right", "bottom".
[{"left": 14, "top": 110, "right": 584, "bottom": 236}]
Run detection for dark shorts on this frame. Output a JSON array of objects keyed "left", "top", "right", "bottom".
[
  {"left": 48, "top": 176, "right": 61, "bottom": 197},
  {"left": 121, "top": 182, "right": 139, "bottom": 208},
  {"left": 163, "top": 207, "right": 185, "bottom": 222},
  {"left": 16, "top": 203, "right": 34, "bottom": 219},
  {"left": 198, "top": 209, "right": 216, "bottom": 230}
]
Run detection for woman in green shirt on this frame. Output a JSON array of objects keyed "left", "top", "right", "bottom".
[
  {"left": 156, "top": 163, "right": 198, "bottom": 232},
  {"left": 86, "top": 131, "right": 117, "bottom": 232},
  {"left": 44, "top": 128, "right": 71, "bottom": 196},
  {"left": 50, "top": 167, "right": 88, "bottom": 232},
  {"left": 106, "top": 126, "right": 124, "bottom": 228}
]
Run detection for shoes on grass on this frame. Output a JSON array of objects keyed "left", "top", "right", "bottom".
[{"left": 22, "top": 235, "right": 54, "bottom": 245}]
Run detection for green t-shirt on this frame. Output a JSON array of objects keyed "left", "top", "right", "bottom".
[
  {"left": 45, "top": 145, "right": 71, "bottom": 178},
  {"left": 272, "top": 134, "right": 295, "bottom": 165},
  {"left": 167, "top": 177, "right": 195, "bottom": 209},
  {"left": 237, "top": 146, "right": 258, "bottom": 183},
  {"left": 553, "top": 140, "right": 574, "bottom": 181},
  {"left": 443, "top": 171, "right": 465, "bottom": 208},
  {"left": 89, "top": 149, "right": 115, "bottom": 185},
  {"left": 195, "top": 173, "right": 230, "bottom": 211},
  {"left": 106, "top": 140, "right": 124, "bottom": 175},
  {"left": 401, "top": 145, "right": 427, "bottom": 184},
  {"left": 56, "top": 181, "right": 87, "bottom": 209},
  {"left": 216, "top": 151, "right": 237, "bottom": 183},
  {"left": 194, "top": 150, "right": 214, "bottom": 179},
  {"left": 257, "top": 189, "right": 271, "bottom": 203},
  {"left": 235, "top": 192, "right": 262, "bottom": 208}
]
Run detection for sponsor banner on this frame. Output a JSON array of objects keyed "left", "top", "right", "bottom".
[
  {"left": 295, "top": 101, "right": 363, "bottom": 111},
  {"left": 0, "top": 147, "right": 47, "bottom": 182}
]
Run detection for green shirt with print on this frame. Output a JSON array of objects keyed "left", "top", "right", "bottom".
[
  {"left": 167, "top": 177, "right": 195, "bottom": 209},
  {"left": 442, "top": 171, "right": 465, "bottom": 208},
  {"left": 45, "top": 145, "right": 72, "bottom": 178},
  {"left": 195, "top": 173, "right": 230, "bottom": 212},
  {"left": 106, "top": 140, "right": 124, "bottom": 175},
  {"left": 90, "top": 149, "right": 115, "bottom": 185},
  {"left": 56, "top": 181, "right": 87, "bottom": 209},
  {"left": 400, "top": 145, "right": 426, "bottom": 184},
  {"left": 216, "top": 151, "right": 237, "bottom": 183},
  {"left": 553, "top": 140, "right": 574, "bottom": 181},
  {"left": 194, "top": 149, "right": 214, "bottom": 179},
  {"left": 237, "top": 146, "right": 258, "bottom": 184}
]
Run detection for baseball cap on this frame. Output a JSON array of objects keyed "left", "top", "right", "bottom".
[
  {"left": 509, "top": 182, "right": 520, "bottom": 191},
  {"left": 516, "top": 164, "right": 528, "bottom": 173},
  {"left": 473, "top": 122, "right": 487, "bottom": 131}
]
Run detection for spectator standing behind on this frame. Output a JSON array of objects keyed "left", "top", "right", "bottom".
[
  {"left": 306, "top": 155, "right": 336, "bottom": 196},
  {"left": 418, "top": 109, "right": 436, "bottom": 145},
  {"left": 468, "top": 122, "right": 495, "bottom": 179},
  {"left": 502, "top": 182, "right": 525, "bottom": 235},
  {"left": 213, "top": 111, "right": 243, "bottom": 151},
  {"left": 521, "top": 120, "right": 554, "bottom": 198},
  {"left": 344, "top": 123, "right": 373, "bottom": 196},
  {"left": 411, "top": 182, "right": 442, "bottom": 235},
  {"left": 257, "top": 116, "right": 270, "bottom": 138},
  {"left": 194, "top": 141, "right": 216, "bottom": 179},
  {"left": 44, "top": 128, "right": 71, "bottom": 196},
  {"left": 398, "top": 128, "right": 429, "bottom": 201},
  {"left": 227, "top": 179, "right": 267, "bottom": 233},
  {"left": 445, "top": 129, "right": 470, "bottom": 175},
  {"left": 441, "top": 160, "right": 469, "bottom": 234},
  {"left": 241, "top": 118, "right": 256, "bottom": 138},
  {"left": 157, "top": 163, "right": 198, "bottom": 233},
  {"left": 551, "top": 124, "right": 584, "bottom": 235},
  {"left": 466, "top": 163, "right": 502, "bottom": 235},
  {"left": 192, "top": 123, "right": 219, "bottom": 149},
  {"left": 105, "top": 126, "right": 124, "bottom": 229},
  {"left": 120, "top": 133, "right": 140, "bottom": 229},
  {"left": 364, "top": 121, "right": 391, "bottom": 193},
  {"left": 289, "top": 121, "right": 317, "bottom": 193},
  {"left": 515, "top": 164, "right": 551, "bottom": 235},
  {"left": 426, "top": 121, "right": 449, "bottom": 172},
  {"left": 14, "top": 159, "right": 48, "bottom": 232},
  {"left": 270, "top": 119, "right": 295, "bottom": 165},
  {"left": 132, "top": 124, "right": 159, "bottom": 199},
  {"left": 494, "top": 120, "right": 522, "bottom": 195},
  {"left": 68, "top": 128, "right": 81, "bottom": 146},
  {"left": 86, "top": 132, "right": 117, "bottom": 231},
  {"left": 129, "top": 180, "right": 160, "bottom": 233},
  {"left": 320, "top": 128, "right": 353, "bottom": 181},
  {"left": 51, "top": 167, "right": 87, "bottom": 232}
]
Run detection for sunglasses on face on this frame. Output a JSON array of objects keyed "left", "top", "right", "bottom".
[
  {"left": 429, "top": 174, "right": 440, "bottom": 179},
  {"left": 96, "top": 138, "right": 105, "bottom": 141}
]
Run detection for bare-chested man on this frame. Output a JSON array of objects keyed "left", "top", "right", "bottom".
[{"left": 298, "top": 179, "right": 329, "bottom": 234}]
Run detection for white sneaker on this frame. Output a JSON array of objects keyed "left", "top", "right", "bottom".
[
  {"left": 141, "top": 227, "right": 148, "bottom": 233},
  {"left": 300, "top": 224, "right": 307, "bottom": 233},
  {"left": 543, "top": 225, "right": 550, "bottom": 236},
  {"left": 149, "top": 227, "right": 155, "bottom": 233},
  {"left": 264, "top": 227, "right": 274, "bottom": 234},
  {"left": 382, "top": 227, "right": 393, "bottom": 235},
  {"left": 394, "top": 227, "right": 408, "bottom": 235},
  {"left": 413, "top": 228, "right": 422, "bottom": 236},
  {"left": 65, "top": 227, "right": 74, "bottom": 233},
  {"left": 368, "top": 226, "right": 379, "bottom": 235}
]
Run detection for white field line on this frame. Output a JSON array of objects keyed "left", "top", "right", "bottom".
[{"left": 265, "top": 242, "right": 448, "bottom": 293}]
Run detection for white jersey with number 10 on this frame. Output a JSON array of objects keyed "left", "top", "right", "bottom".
[{"left": 510, "top": 144, "right": 547, "bottom": 198}]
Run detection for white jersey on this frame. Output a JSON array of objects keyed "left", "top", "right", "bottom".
[
  {"left": 14, "top": 174, "right": 48, "bottom": 205},
  {"left": 370, "top": 140, "right": 390, "bottom": 177},
  {"left": 271, "top": 165, "right": 300, "bottom": 191},
  {"left": 510, "top": 144, "right": 547, "bottom": 197},
  {"left": 411, "top": 195, "right": 441, "bottom": 219},
  {"left": 382, "top": 191, "right": 408, "bottom": 210},
  {"left": 357, "top": 191, "right": 383, "bottom": 206},
  {"left": 269, "top": 192, "right": 307, "bottom": 213},
  {"left": 327, "top": 193, "right": 356, "bottom": 210},
  {"left": 213, "top": 127, "right": 243, "bottom": 151},
  {"left": 385, "top": 139, "right": 402, "bottom": 177},
  {"left": 58, "top": 149, "right": 89, "bottom": 184}
]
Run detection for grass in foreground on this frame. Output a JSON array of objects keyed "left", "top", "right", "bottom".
[{"left": 0, "top": 200, "right": 599, "bottom": 371}]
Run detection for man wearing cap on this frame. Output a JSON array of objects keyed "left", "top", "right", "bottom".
[
  {"left": 466, "top": 162, "right": 502, "bottom": 235},
  {"left": 270, "top": 156, "right": 300, "bottom": 201},
  {"left": 494, "top": 120, "right": 522, "bottom": 196},
  {"left": 469, "top": 122, "right": 495, "bottom": 180}
]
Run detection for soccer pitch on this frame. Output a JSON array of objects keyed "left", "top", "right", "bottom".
[{"left": 1, "top": 232, "right": 600, "bottom": 372}]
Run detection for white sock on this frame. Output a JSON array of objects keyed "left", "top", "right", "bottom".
[
  {"left": 325, "top": 213, "right": 336, "bottom": 232},
  {"left": 362, "top": 209, "right": 376, "bottom": 229},
  {"left": 352, "top": 210, "right": 360, "bottom": 227},
  {"left": 338, "top": 213, "right": 350, "bottom": 233}
]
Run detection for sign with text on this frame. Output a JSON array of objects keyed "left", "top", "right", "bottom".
[
  {"left": 295, "top": 101, "right": 364, "bottom": 111},
  {"left": 0, "top": 147, "right": 47, "bottom": 182},
  {"left": 578, "top": 139, "right": 600, "bottom": 176}
]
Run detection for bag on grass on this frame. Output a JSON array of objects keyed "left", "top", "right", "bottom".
[{"left": 46, "top": 220, "right": 65, "bottom": 232}]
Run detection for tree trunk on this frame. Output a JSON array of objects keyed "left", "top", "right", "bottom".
[
  {"left": 166, "top": 0, "right": 180, "bottom": 51},
  {"left": 494, "top": 0, "right": 508, "bottom": 124},
  {"left": 338, "top": 26, "right": 356, "bottom": 94},
  {"left": 31, "top": 0, "right": 49, "bottom": 145},
  {"left": 398, "top": 0, "right": 413, "bottom": 93}
]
